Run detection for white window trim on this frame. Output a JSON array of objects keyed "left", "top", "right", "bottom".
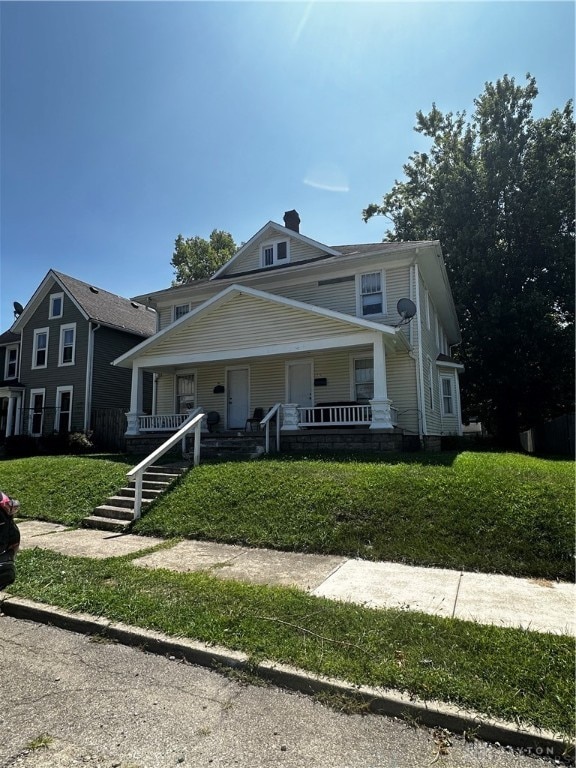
[
  {"left": 350, "top": 354, "right": 374, "bottom": 403},
  {"left": 174, "top": 371, "right": 197, "bottom": 414},
  {"left": 29, "top": 388, "right": 45, "bottom": 436},
  {"left": 49, "top": 292, "right": 64, "bottom": 319},
  {"left": 440, "top": 375, "right": 455, "bottom": 416},
  {"left": 5, "top": 344, "right": 18, "bottom": 379},
  {"left": 356, "top": 270, "right": 386, "bottom": 318},
  {"left": 56, "top": 385, "right": 74, "bottom": 432},
  {"left": 32, "top": 328, "right": 49, "bottom": 370},
  {"left": 260, "top": 238, "right": 290, "bottom": 268},
  {"left": 173, "top": 303, "right": 190, "bottom": 322},
  {"left": 425, "top": 290, "right": 431, "bottom": 329},
  {"left": 58, "top": 323, "right": 76, "bottom": 367}
]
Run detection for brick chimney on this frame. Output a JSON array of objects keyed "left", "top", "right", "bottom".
[{"left": 283, "top": 209, "right": 300, "bottom": 233}]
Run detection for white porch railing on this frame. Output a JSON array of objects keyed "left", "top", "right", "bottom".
[
  {"left": 127, "top": 408, "right": 204, "bottom": 520},
  {"left": 297, "top": 404, "right": 372, "bottom": 427},
  {"left": 139, "top": 413, "right": 192, "bottom": 432}
]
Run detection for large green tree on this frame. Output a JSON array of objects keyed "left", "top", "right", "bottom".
[
  {"left": 171, "top": 229, "right": 237, "bottom": 284},
  {"left": 363, "top": 75, "right": 574, "bottom": 448}
]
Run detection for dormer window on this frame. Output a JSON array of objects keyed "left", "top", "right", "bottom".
[
  {"left": 261, "top": 239, "right": 289, "bottom": 268},
  {"left": 49, "top": 292, "right": 64, "bottom": 319}
]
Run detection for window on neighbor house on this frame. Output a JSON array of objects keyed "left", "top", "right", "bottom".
[
  {"left": 441, "top": 377, "right": 454, "bottom": 415},
  {"left": 56, "top": 386, "right": 73, "bottom": 432},
  {"left": 353, "top": 358, "right": 374, "bottom": 403},
  {"left": 32, "top": 329, "right": 49, "bottom": 369},
  {"left": 174, "top": 304, "right": 190, "bottom": 321},
  {"left": 5, "top": 346, "right": 18, "bottom": 379},
  {"left": 29, "top": 390, "right": 45, "bottom": 436},
  {"left": 59, "top": 324, "right": 76, "bottom": 366},
  {"left": 261, "top": 240, "right": 289, "bottom": 267},
  {"left": 359, "top": 272, "right": 384, "bottom": 317},
  {"left": 176, "top": 374, "right": 195, "bottom": 414},
  {"left": 49, "top": 293, "right": 64, "bottom": 319}
]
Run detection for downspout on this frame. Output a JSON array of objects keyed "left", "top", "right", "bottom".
[
  {"left": 84, "top": 322, "right": 100, "bottom": 431},
  {"left": 413, "top": 264, "right": 427, "bottom": 437}
]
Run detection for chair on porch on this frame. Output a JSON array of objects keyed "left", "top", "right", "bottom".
[{"left": 245, "top": 407, "right": 264, "bottom": 432}]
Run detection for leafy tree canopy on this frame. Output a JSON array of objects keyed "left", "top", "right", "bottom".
[
  {"left": 171, "top": 229, "right": 237, "bottom": 284},
  {"left": 363, "top": 74, "right": 574, "bottom": 447}
]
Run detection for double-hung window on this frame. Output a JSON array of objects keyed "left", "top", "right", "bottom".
[
  {"left": 56, "top": 386, "right": 73, "bottom": 432},
  {"left": 353, "top": 358, "right": 374, "bottom": 403},
  {"left": 59, "top": 323, "right": 76, "bottom": 366},
  {"left": 29, "top": 389, "right": 45, "bottom": 436},
  {"left": 5, "top": 345, "right": 18, "bottom": 379},
  {"left": 441, "top": 376, "right": 454, "bottom": 415},
  {"left": 32, "top": 328, "right": 49, "bottom": 369},
  {"left": 358, "top": 271, "right": 384, "bottom": 317},
  {"left": 261, "top": 240, "right": 289, "bottom": 267},
  {"left": 176, "top": 374, "right": 195, "bottom": 414}
]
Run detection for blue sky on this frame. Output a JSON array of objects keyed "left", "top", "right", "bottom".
[{"left": 1, "top": 1, "right": 574, "bottom": 331}]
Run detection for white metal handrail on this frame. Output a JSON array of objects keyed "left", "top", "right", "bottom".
[
  {"left": 261, "top": 403, "right": 282, "bottom": 454},
  {"left": 127, "top": 408, "right": 204, "bottom": 520}
]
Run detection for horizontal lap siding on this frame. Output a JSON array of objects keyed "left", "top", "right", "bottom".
[
  {"left": 437, "top": 367, "right": 460, "bottom": 435},
  {"left": 387, "top": 352, "right": 419, "bottom": 435},
  {"left": 225, "top": 238, "right": 329, "bottom": 276},
  {"left": 275, "top": 279, "right": 357, "bottom": 316},
  {"left": 139, "top": 295, "right": 358, "bottom": 362}
]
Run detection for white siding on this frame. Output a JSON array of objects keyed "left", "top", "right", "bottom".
[
  {"left": 225, "top": 235, "right": 329, "bottom": 275},
  {"left": 387, "top": 352, "right": 419, "bottom": 436},
  {"left": 138, "top": 294, "right": 365, "bottom": 363}
]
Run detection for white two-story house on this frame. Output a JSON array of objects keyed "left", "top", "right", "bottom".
[{"left": 114, "top": 211, "right": 463, "bottom": 452}]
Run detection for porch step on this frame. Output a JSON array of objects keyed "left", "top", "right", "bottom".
[
  {"left": 82, "top": 464, "right": 188, "bottom": 532},
  {"left": 82, "top": 515, "right": 131, "bottom": 533},
  {"left": 198, "top": 435, "right": 265, "bottom": 460}
]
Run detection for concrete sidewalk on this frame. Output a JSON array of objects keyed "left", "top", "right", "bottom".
[{"left": 15, "top": 519, "right": 575, "bottom": 636}]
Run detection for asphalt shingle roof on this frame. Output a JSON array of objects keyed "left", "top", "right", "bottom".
[{"left": 53, "top": 271, "right": 157, "bottom": 338}]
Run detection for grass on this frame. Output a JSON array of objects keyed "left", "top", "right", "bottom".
[
  {"left": 0, "top": 454, "right": 133, "bottom": 525},
  {"left": 2, "top": 450, "right": 573, "bottom": 579},
  {"left": 133, "top": 451, "right": 574, "bottom": 580},
  {"left": 7, "top": 546, "right": 575, "bottom": 739}
]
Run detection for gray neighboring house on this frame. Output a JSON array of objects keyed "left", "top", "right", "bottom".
[{"left": 0, "top": 270, "right": 156, "bottom": 444}]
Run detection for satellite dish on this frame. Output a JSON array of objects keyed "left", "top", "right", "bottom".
[
  {"left": 397, "top": 298, "right": 416, "bottom": 321},
  {"left": 13, "top": 301, "right": 24, "bottom": 318}
]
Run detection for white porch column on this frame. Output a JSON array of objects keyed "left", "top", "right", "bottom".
[
  {"left": 14, "top": 394, "right": 22, "bottom": 435},
  {"left": 282, "top": 403, "right": 300, "bottom": 431},
  {"left": 6, "top": 396, "right": 16, "bottom": 437},
  {"left": 370, "top": 333, "right": 394, "bottom": 431},
  {"left": 125, "top": 365, "right": 144, "bottom": 436}
]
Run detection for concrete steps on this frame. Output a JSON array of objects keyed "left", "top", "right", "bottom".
[
  {"left": 82, "top": 465, "right": 187, "bottom": 532},
  {"left": 197, "top": 433, "right": 266, "bottom": 460}
]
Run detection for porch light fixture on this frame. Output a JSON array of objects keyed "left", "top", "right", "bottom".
[{"left": 213, "top": 384, "right": 225, "bottom": 394}]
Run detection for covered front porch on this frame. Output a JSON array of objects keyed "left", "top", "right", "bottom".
[
  {"left": 0, "top": 385, "right": 24, "bottom": 439},
  {"left": 114, "top": 284, "right": 416, "bottom": 444}
]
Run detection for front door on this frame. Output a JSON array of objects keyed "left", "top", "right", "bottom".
[
  {"left": 227, "top": 367, "right": 249, "bottom": 429},
  {"left": 287, "top": 360, "right": 313, "bottom": 408}
]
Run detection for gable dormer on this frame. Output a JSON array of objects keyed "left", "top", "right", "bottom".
[{"left": 211, "top": 210, "right": 341, "bottom": 280}]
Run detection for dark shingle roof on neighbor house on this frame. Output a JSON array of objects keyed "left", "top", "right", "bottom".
[{"left": 53, "top": 271, "right": 157, "bottom": 338}]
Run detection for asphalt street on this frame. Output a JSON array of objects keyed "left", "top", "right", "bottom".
[{"left": 0, "top": 616, "right": 565, "bottom": 768}]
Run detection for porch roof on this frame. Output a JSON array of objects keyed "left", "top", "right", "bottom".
[{"left": 113, "top": 284, "right": 410, "bottom": 369}]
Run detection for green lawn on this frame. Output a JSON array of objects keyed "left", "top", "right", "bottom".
[
  {"left": 2, "top": 451, "right": 573, "bottom": 580},
  {"left": 8, "top": 546, "right": 575, "bottom": 739},
  {"left": 2, "top": 449, "right": 574, "bottom": 740}
]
